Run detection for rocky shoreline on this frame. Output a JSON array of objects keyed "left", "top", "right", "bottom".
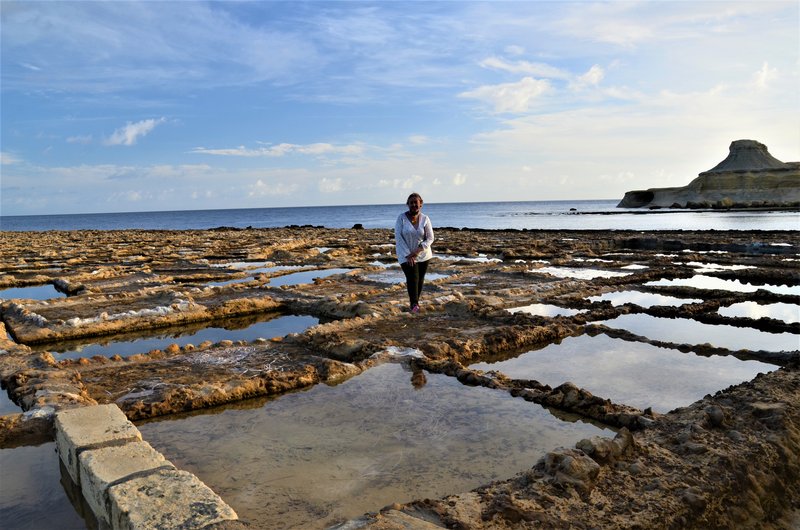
[{"left": 0, "top": 227, "right": 798, "bottom": 529}]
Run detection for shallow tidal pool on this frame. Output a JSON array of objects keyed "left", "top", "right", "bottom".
[
  {"left": 139, "top": 362, "right": 608, "bottom": 529},
  {"left": 470, "top": 333, "right": 778, "bottom": 413},
  {"left": 33, "top": 314, "right": 319, "bottom": 360},
  {"left": 599, "top": 313, "right": 799, "bottom": 352}
]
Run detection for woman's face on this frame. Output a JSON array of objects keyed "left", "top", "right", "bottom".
[{"left": 407, "top": 197, "right": 423, "bottom": 214}]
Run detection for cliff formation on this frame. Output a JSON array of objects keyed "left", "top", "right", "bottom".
[{"left": 618, "top": 139, "right": 800, "bottom": 208}]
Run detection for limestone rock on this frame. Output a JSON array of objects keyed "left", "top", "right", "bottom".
[{"left": 618, "top": 140, "right": 800, "bottom": 208}]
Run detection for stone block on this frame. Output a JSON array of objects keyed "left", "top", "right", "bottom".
[
  {"left": 79, "top": 440, "right": 174, "bottom": 524},
  {"left": 108, "top": 468, "right": 238, "bottom": 530},
  {"left": 54, "top": 404, "right": 141, "bottom": 484}
]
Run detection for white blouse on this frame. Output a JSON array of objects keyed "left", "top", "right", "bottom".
[{"left": 394, "top": 212, "right": 434, "bottom": 264}]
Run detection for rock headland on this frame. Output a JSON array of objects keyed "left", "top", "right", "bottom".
[{"left": 618, "top": 139, "right": 800, "bottom": 209}]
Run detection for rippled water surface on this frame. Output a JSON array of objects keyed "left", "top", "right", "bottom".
[
  {"left": 139, "top": 363, "right": 608, "bottom": 529},
  {"left": 599, "top": 313, "right": 799, "bottom": 352},
  {"left": 470, "top": 334, "right": 777, "bottom": 413}
]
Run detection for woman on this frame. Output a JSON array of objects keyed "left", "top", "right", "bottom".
[{"left": 395, "top": 192, "right": 434, "bottom": 313}]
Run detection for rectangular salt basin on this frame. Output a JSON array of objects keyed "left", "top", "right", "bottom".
[
  {"left": 599, "top": 313, "right": 799, "bottom": 352},
  {"left": 531, "top": 267, "right": 632, "bottom": 280},
  {"left": 139, "top": 363, "right": 608, "bottom": 529},
  {"left": 719, "top": 302, "right": 800, "bottom": 324},
  {"left": 34, "top": 314, "right": 319, "bottom": 360},
  {"left": 588, "top": 291, "right": 702, "bottom": 308},
  {"left": 470, "top": 334, "right": 777, "bottom": 413},
  {"left": 362, "top": 270, "right": 450, "bottom": 284},
  {"left": 0, "top": 285, "right": 64, "bottom": 301},
  {"left": 646, "top": 275, "right": 800, "bottom": 296},
  {"left": 508, "top": 303, "right": 585, "bottom": 317},
  {"left": 0, "top": 443, "right": 88, "bottom": 530},
  {"left": 269, "top": 268, "right": 351, "bottom": 287}
]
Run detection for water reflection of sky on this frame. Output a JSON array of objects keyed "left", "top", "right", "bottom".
[
  {"left": 0, "top": 285, "right": 64, "bottom": 301},
  {"left": 39, "top": 314, "right": 319, "bottom": 360},
  {"left": 139, "top": 363, "right": 607, "bottom": 529},
  {"left": 471, "top": 334, "right": 777, "bottom": 413},
  {"left": 362, "top": 270, "right": 450, "bottom": 284},
  {"left": 718, "top": 302, "right": 800, "bottom": 324},
  {"left": 269, "top": 268, "right": 351, "bottom": 287},
  {"left": 0, "top": 390, "right": 19, "bottom": 415},
  {"left": 588, "top": 291, "right": 702, "bottom": 308},
  {"left": 599, "top": 313, "right": 798, "bottom": 352},
  {"left": 531, "top": 267, "right": 632, "bottom": 280},
  {"left": 0, "top": 443, "right": 86, "bottom": 530},
  {"left": 507, "top": 303, "right": 585, "bottom": 317},
  {"left": 646, "top": 275, "right": 800, "bottom": 296}
]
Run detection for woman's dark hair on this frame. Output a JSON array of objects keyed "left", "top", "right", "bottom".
[{"left": 406, "top": 192, "right": 423, "bottom": 204}]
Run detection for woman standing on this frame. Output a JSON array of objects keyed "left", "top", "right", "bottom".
[{"left": 395, "top": 192, "right": 434, "bottom": 313}]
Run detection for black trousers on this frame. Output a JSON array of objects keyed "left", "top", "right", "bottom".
[{"left": 401, "top": 260, "right": 429, "bottom": 307}]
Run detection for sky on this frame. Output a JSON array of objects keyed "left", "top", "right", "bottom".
[{"left": 1, "top": 0, "right": 798, "bottom": 216}]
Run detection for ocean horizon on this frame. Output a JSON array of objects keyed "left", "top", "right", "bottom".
[{"left": 1, "top": 199, "right": 798, "bottom": 232}]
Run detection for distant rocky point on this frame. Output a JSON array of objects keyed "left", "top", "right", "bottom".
[{"left": 618, "top": 140, "right": 800, "bottom": 209}]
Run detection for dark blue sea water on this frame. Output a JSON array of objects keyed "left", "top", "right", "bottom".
[{"left": 1, "top": 200, "right": 797, "bottom": 231}]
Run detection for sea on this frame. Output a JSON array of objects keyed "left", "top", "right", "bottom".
[{"left": 1, "top": 200, "right": 798, "bottom": 232}]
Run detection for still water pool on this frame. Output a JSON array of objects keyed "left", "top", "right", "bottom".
[
  {"left": 587, "top": 290, "right": 702, "bottom": 308},
  {"left": 139, "top": 363, "right": 608, "bottom": 529},
  {"left": 718, "top": 302, "right": 800, "bottom": 324},
  {"left": 32, "top": 314, "right": 319, "bottom": 360},
  {"left": 599, "top": 313, "right": 799, "bottom": 352},
  {"left": 0, "top": 285, "right": 64, "bottom": 301},
  {"left": 470, "top": 334, "right": 777, "bottom": 413},
  {"left": 0, "top": 443, "right": 87, "bottom": 530}
]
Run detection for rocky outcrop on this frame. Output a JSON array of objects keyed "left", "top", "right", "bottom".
[{"left": 618, "top": 140, "right": 800, "bottom": 208}]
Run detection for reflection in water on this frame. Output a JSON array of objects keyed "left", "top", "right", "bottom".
[
  {"left": 531, "top": 267, "right": 632, "bottom": 280},
  {"left": 32, "top": 314, "right": 319, "bottom": 360},
  {"left": 139, "top": 363, "right": 607, "bottom": 529},
  {"left": 0, "top": 443, "right": 88, "bottom": 530},
  {"left": 507, "top": 303, "right": 585, "bottom": 317},
  {"left": 588, "top": 291, "right": 702, "bottom": 308},
  {"left": 269, "top": 268, "right": 351, "bottom": 287},
  {"left": 646, "top": 275, "right": 800, "bottom": 296},
  {"left": 362, "top": 270, "right": 449, "bottom": 284},
  {"left": 0, "top": 284, "right": 64, "bottom": 301},
  {"left": 0, "top": 389, "right": 19, "bottom": 415},
  {"left": 599, "top": 313, "right": 799, "bottom": 352},
  {"left": 471, "top": 334, "right": 777, "bottom": 413},
  {"left": 718, "top": 302, "right": 800, "bottom": 324}
]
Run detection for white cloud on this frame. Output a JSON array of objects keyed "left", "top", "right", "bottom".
[
  {"left": 105, "top": 118, "right": 166, "bottom": 146},
  {"left": 459, "top": 76, "right": 552, "bottom": 113},
  {"left": 377, "top": 174, "right": 423, "bottom": 189},
  {"left": 248, "top": 179, "right": 298, "bottom": 197},
  {"left": 753, "top": 62, "right": 778, "bottom": 90},
  {"left": 453, "top": 173, "right": 467, "bottom": 186},
  {"left": 1, "top": 152, "right": 22, "bottom": 165},
  {"left": 67, "top": 135, "right": 93, "bottom": 144},
  {"left": 319, "top": 177, "right": 343, "bottom": 193},
  {"left": 479, "top": 57, "right": 569, "bottom": 79},
  {"left": 408, "top": 135, "right": 429, "bottom": 145},
  {"left": 192, "top": 142, "right": 365, "bottom": 158},
  {"left": 571, "top": 65, "right": 605, "bottom": 90}
]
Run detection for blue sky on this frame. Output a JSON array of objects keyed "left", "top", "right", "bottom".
[{"left": 2, "top": 1, "right": 798, "bottom": 216}]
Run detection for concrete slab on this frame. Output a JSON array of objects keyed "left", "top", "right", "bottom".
[
  {"left": 54, "top": 404, "right": 141, "bottom": 484},
  {"left": 108, "top": 468, "right": 238, "bottom": 530},
  {"left": 79, "top": 440, "right": 174, "bottom": 524}
]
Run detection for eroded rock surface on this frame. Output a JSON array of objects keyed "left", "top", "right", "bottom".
[{"left": 1, "top": 226, "right": 798, "bottom": 529}]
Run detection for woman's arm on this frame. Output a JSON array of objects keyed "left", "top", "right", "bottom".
[
  {"left": 395, "top": 215, "right": 412, "bottom": 264},
  {"left": 420, "top": 215, "right": 434, "bottom": 249}
]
